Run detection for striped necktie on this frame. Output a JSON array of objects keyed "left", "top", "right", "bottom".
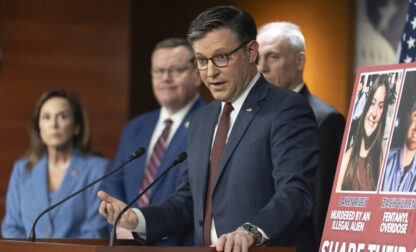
[{"left": 138, "top": 118, "right": 173, "bottom": 207}]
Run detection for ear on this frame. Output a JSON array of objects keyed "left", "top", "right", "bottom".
[
  {"left": 247, "top": 40, "right": 259, "bottom": 63},
  {"left": 296, "top": 51, "right": 305, "bottom": 71}
]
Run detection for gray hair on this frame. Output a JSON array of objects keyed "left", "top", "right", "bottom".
[{"left": 258, "top": 21, "right": 305, "bottom": 53}]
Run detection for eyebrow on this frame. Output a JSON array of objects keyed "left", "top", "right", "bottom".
[
  {"left": 40, "top": 109, "right": 70, "bottom": 115},
  {"left": 194, "top": 48, "right": 235, "bottom": 58},
  {"left": 265, "top": 51, "right": 279, "bottom": 56}
]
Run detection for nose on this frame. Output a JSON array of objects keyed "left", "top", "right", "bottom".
[
  {"left": 369, "top": 106, "right": 377, "bottom": 119},
  {"left": 161, "top": 70, "right": 173, "bottom": 82},
  {"left": 52, "top": 116, "right": 59, "bottom": 128},
  {"left": 257, "top": 57, "right": 269, "bottom": 73},
  {"left": 206, "top": 60, "right": 219, "bottom": 78}
]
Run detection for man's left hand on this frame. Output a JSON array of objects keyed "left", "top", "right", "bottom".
[{"left": 212, "top": 229, "right": 254, "bottom": 252}]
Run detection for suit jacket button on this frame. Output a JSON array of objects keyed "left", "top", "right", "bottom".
[
  {"left": 198, "top": 220, "right": 203, "bottom": 226},
  {"left": 44, "top": 231, "right": 50, "bottom": 237}
]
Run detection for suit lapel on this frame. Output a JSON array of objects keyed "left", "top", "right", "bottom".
[
  {"left": 151, "top": 118, "right": 187, "bottom": 197},
  {"left": 299, "top": 84, "right": 311, "bottom": 100},
  {"left": 57, "top": 149, "right": 81, "bottom": 201},
  {"left": 127, "top": 112, "right": 159, "bottom": 200},
  {"left": 151, "top": 98, "right": 206, "bottom": 200},
  {"left": 214, "top": 79, "right": 269, "bottom": 188},
  {"left": 155, "top": 99, "right": 199, "bottom": 178}
]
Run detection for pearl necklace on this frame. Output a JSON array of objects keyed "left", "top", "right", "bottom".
[{"left": 48, "top": 161, "right": 70, "bottom": 171}]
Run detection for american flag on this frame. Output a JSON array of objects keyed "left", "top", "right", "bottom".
[{"left": 399, "top": 0, "right": 416, "bottom": 63}]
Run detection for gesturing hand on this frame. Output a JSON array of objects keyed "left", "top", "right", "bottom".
[{"left": 98, "top": 190, "right": 138, "bottom": 230}]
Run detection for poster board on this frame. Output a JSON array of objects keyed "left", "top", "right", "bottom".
[{"left": 320, "top": 63, "right": 416, "bottom": 252}]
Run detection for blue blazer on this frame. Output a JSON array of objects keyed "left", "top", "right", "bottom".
[
  {"left": 141, "top": 76, "right": 319, "bottom": 252},
  {"left": 1, "top": 148, "right": 110, "bottom": 238},
  {"left": 100, "top": 97, "right": 205, "bottom": 245}
]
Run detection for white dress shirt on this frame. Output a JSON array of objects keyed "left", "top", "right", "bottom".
[{"left": 292, "top": 83, "right": 304, "bottom": 93}]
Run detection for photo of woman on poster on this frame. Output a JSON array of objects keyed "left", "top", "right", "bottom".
[{"left": 337, "top": 74, "right": 389, "bottom": 191}]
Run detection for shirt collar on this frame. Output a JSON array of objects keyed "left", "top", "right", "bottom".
[
  {"left": 160, "top": 94, "right": 199, "bottom": 124},
  {"left": 222, "top": 72, "right": 260, "bottom": 112},
  {"left": 292, "top": 83, "right": 305, "bottom": 93}
]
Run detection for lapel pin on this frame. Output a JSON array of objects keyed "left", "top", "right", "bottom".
[
  {"left": 246, "top": 108, "right": 252, "bottom": 112},
  {"left": 185, "top": 121, "right": 190, "bottom": 129},
  {"left": 71, "top": 170, "right": 78, "bottom": 177}
]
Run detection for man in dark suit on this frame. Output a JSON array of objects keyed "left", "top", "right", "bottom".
[
  {"left": 98, "top": 6, "right": 319, "bottom": 252},
  {"left": 257, "top": 21, "right": 346, "bottom": 247},
  {"left": 100, "top": 38, "right": 205, "bottom": 245}
]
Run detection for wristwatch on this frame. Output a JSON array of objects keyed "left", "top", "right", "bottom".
[{"left": 238, "top": 223, "right": 263, "bottom": 246}]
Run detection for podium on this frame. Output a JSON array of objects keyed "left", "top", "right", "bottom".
[{"left": 0, "top": 239, "right": 295, "bottom": 251}]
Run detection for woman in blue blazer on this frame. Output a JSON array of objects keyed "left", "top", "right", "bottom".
[{"left": 2, "top": 89, "right": 109, "bottom": 238}]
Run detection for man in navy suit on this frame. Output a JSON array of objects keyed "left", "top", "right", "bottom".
[
  {"left": 257, "top": 21, "right": 346, "bottom": 247},
  {"left": 100, "top": 38, "right": 205, "bottom": 245},
  {"left": 98, "top": 6, "right": 319, "bottom": 252}
]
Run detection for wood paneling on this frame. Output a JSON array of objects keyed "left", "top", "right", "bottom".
[
  {"left": 0, "top": 0, "right": 355, "bottom": 238},
  {"left": 129, "top": 0, "right": 233, "bottom": 117},
  {"left": 0, "top": 0, "right": 130, "bottom": 230}
]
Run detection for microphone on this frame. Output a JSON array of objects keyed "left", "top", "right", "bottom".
[
  {"left": 109, "top": 152, "right": 187, "bottom": 246},
  {"left": 28, "top": 147, "right": 145, "bottom": 242}
]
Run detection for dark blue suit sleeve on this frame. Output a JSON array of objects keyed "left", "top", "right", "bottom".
[
  {"left": 248, "top": 94, "right": 319, "bottom": 241},
  {"left": 140, "top": 159, "right": 194, "bottom": 241}
]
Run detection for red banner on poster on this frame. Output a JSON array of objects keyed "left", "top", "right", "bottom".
[{"left": 320, "top": 63, "right": 416, "bottom": 252}]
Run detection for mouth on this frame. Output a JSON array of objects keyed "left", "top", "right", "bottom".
[
  {"left": 209, "top": 81, "right": 226, "bottom": 89},
  {"left": 50, "top": 134, "right": 61, "bottom": 139},
  {"left": 367, "top": 119, "right": 377, "bottom": 127},
  {"left": 159, "top": 85, "right": 177, "bottom": 91}
]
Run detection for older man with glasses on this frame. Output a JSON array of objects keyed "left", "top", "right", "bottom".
[{"left": 99, "top": 37, "right": 205, "bottom": 246}]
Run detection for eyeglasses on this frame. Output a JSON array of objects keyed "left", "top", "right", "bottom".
[
  {"left": 191, "top": 43, "right": 247, "bottom": 70},
  {"left": 151, "top": 65, "right": 191, "bottom": 79}
]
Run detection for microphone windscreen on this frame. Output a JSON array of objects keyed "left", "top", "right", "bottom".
[
  {"left": 131, "top": 147, "right": 146, "bottom": 159},
  {"left": 175, "top": 152, "right": 187, "bottom": 164}
]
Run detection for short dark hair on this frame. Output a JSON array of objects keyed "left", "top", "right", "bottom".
[
  {"left": 187, "top": 5, "right": 257, "bottom": 46},
  {"left": 152, "top": 37, "right": 193, "bottom": 57}
]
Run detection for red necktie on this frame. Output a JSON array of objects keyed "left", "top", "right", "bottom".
[
  {"left": 138, "top": 119, "right": 173, "bottom": 207},
  {"left": 203, "top": 102, "right": 234, "bottom": 246}
]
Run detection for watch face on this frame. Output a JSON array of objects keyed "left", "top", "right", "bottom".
[
  {"left": 242, "top": 223, "right": 262, "bottom": 245},
  {"left": 243, "top": 223, "right": 256, "bottom": 233}
]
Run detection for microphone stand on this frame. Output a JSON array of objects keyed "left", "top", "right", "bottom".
[{"left": 109, "top": 152, "right": 187, "bottom": 246}]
